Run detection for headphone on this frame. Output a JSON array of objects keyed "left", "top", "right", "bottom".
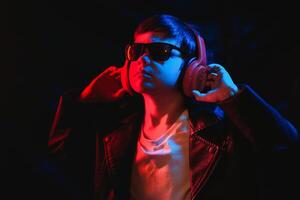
[{"left": 120, "top": 28, "right": 208, "bottom": 97}]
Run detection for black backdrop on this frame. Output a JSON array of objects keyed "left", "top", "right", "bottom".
[{"left": 4, "top": 0, "right": 300, "bottom": 199}]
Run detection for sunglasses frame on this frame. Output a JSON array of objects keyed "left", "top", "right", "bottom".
[{"left": 125, "top": 42, "right": 186, "bottom": 61}]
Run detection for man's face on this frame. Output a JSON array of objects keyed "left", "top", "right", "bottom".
[{"left": 128, "top": 32, "right": 185, "bottom": 95}]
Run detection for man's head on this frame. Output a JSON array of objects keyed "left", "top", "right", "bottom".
[{"left": 122, "top": 14, "right": 203, "bottom": 96}]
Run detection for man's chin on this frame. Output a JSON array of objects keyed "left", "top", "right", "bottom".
[{"left": 132, "top": 84, "right": 155, "bottom": 94}]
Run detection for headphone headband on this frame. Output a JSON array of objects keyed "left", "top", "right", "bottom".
[{"left": 190, "top": 28, "right": 207, "bottom": 66}]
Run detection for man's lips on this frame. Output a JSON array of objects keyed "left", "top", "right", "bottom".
[
  {"left": 134, "top": 70, "right": 153, "bottom": 79},
  {"left": 141, "top": 70, "right": 153, "bottom": 76}
]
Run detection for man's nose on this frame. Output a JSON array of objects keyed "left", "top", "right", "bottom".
[{"left": 138, "top": 52, "right": 151, "bottom": 64}]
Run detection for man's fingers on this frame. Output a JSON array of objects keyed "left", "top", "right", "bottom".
[
  {"left": 192, "top": 90, "right": 208, "bottom": 102},
  {"left": 105, "top": 66, "right": 117, "bottom": 73},
  {"left": 96, "top": 66, "right": 118, "bottom": 79},
  {"left": 207, "top": 71, "right": 221, "bottom": 85},
  {"left": 192, "top": 89, "right": 218, "bottom": 102},
  {"left": 207, "top": 73, "right": 218, "bottom": 80},
  {"left": 110, "top": 67, "right": 122, "bottom": 76},
  {"left": 208, "top": 63, "right": 223, "bottom": 69},
  {"left": 113, "top": 88, "right": 127, "bottom": 98}
]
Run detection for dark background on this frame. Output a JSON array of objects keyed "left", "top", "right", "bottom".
[{"left": 4, "top": 0, "right": 300, "bottom": 199}]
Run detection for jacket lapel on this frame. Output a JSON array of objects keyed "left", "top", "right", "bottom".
[
  {"left": 103, "top": 113, "right": 142, "bottom": 199},
  {"left": 188, "top": 106, "right": 227, "bottom": 199}
]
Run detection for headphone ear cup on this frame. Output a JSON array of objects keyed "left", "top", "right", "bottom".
[
  {"left": 120, "top": 60, "right": 135, "bottom": 96},
  {"left": 182, "top": 59, "right": 209, "bottom": 97},
  {"left": 182, "top": 30, "right": 208, "bottom": 97}
]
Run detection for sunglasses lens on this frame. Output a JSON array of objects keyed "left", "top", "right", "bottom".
[
  {"left": 148, "top": 44, "right": 171, "bottom": 61},
  {"left": 126, "top": 43, "right": 174, "bottom": 61}
]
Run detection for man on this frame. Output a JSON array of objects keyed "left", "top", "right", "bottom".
[{"left": 48, "top": 14, "right": 298, "bottom": 200}]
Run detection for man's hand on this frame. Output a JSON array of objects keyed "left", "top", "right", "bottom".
[
  {"left": 192, "top": 63, "right": 238, "bottom": 103},
  {"left": 80, "top": 65, "right": 127, "bottom": 102}
]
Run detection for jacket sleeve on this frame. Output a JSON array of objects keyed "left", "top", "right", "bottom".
[
  {"left": 47, "top": 89, "right": 141, "bottom": 199},
  {"left": 219, "top": 84, "right": 298, "bottom": 151},
  {"left": 47, "top": 88, "right": 139, "bottom": 160}
]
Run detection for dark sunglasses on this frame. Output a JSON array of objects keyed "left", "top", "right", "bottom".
[{"left": 125, "top": 42, "right": 186, "bottom": 62}]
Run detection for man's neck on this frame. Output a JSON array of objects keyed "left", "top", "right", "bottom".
[{"left": 142, "top": 91, "right": 186, "bottom": 140}]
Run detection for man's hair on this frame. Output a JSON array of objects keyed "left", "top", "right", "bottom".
[{"left": 134, "top": 14, "right": 197, "bottom": 60}]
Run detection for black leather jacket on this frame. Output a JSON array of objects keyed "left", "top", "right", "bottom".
[{"left": 48, "top": 84, "right": 298, "bottom": 200}]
